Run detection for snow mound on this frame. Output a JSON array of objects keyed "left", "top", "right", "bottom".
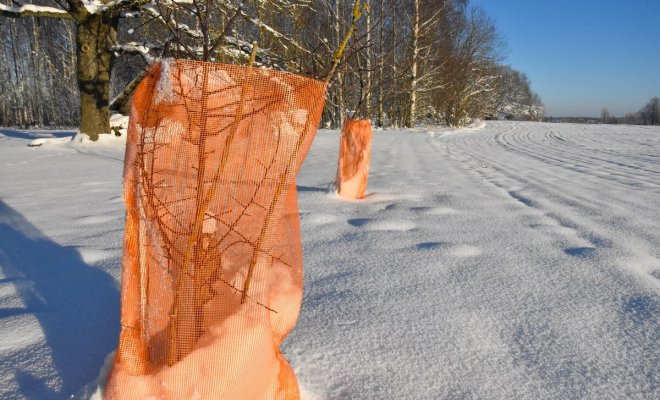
[
  {"left": 28, "top": 136, "right": 72, "bottom": 147},
  {"left": 28, "top": 114, "right": 129, "bottom": 148}
]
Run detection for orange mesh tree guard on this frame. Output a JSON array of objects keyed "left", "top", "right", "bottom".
[
  {"left": 335, "top": 118, "right": 372, "bottom": 200},
  {"left": 105, "top": 59, "right": 326, "bottom": 399}
]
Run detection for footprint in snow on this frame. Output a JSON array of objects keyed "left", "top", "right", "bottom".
[
  {"left": 415, "top": 242, "right": 447, "bottom": 250},
  {"left": 563, "top": 247, "right": 596, "bottom": 257}
]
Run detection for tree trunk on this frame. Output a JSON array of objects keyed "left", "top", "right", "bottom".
[
  {"left": 407, "top": 0, "right": 420, "bottom": 128},
  {"left": 9, "top": 19, "right": 26, "bottom": 128},
  {"left": 334, "top": 0, "right": 345, "bottom": 127},
  {"left": 364, "top": 1, "right": 371, "bottom": 119},
  {"left": 31, "top": 18, "right": 45, "bottom": 127},
  {"left": 76, "top": 13, "right": 116, "bottom": 140},
  {"left": 389, "top": 0, "right": 401, "bottom": 128},
  {"left": 376, "top": 1, "right": 384, "bottom": 128}
]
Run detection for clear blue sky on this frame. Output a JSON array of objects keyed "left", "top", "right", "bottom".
[{"left": 471, "top": 0, "right": 660, "bottom": 117}]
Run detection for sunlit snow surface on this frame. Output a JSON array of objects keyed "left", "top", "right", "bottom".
[{"left": 0, "top": 121, "right": 658, "bottom": 399}]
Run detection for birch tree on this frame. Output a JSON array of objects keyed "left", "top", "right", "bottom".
[{"left": 402, "top": 0, "right": 466, "bottom": 127}]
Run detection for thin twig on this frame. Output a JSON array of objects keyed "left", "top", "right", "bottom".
[{"left": 323, "top": 0, "right": 366, "bottom": 85}]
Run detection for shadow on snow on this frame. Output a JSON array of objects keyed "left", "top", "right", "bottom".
[{"left": 0, "top": 201, "right": 119, "bottom": 399}]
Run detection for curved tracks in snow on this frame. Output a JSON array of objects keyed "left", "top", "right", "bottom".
[{"left": 442, "top": 121, "right": 660, "bottom": 286}]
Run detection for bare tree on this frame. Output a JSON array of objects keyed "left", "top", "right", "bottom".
[
  {"left": 439, "top": 6, "right": 502, "bottom": 126},
  {"left": 491, "top": 65, "right": 543, "bottom": 121},
  {"left": 2, "top": 0, "right": 539, "bottom": 131},
  {"left": 0, "top": 9, "right": 79, "bottom": 128},
  {"left": 0, "top": 0, "right": 318, "bottom": 139},
  {"left": 402, "top": 0, "right": 466, "bottom": 127},
  {"left": 640, "top": 96, "right": 659, "bottom": 125},
  {"left": 623, "top": 112, "right": 638, "bottom": 125},
  {"left": 601, "top": 108, "right": 610, "bottom": 124},
  {"left": 1, "top": 1, "right": 125, "bottom": 139}
]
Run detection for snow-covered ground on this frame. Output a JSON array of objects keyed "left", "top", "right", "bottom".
[{"left": 0, "top": 121, "right": 658, "bottom": 399}]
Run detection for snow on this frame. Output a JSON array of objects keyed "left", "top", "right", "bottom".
[
  {"left": 112, "top": 42, "right": 155, "bottom": 64},
  {"left": 0, "top": 3, "right": 70, "bottom": 17},
  {"left": 28, "top": 114, "right": 128, "bottom": 148},
  {"left": 154, "top": 58, "right": 177, "bottom": 105},
  {"left": 0, "top": 121, "right": 659, "bottom": 399}
]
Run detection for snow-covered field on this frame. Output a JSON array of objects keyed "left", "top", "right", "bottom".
[{"left": 0, "top": 121, "right": 658, "bottom": 399}]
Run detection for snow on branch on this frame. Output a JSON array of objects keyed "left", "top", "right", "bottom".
[
  {"left": 81, "top": 0, "right": 105, "bottom": 14},
  {"left": 142, "top": 4, "right": 203, "bottom": 39},
  {"left": 0, "top": 3, "right": 73, "bottom": 18},
  {"left": 112, "top": 41, "right": 160, "bottom": 63}
]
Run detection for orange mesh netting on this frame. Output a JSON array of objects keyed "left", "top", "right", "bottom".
[
  {"left": 105, "top": 59, "right": 326, "bottom": 399},
  {"left": 335, "top": 118, "right": 372, "bottom": 200}
]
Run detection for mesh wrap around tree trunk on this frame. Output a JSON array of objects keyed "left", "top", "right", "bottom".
[
  {"left": 105, "top": 59, "right": 326, "bottom": 399},
  {"left": 336, "top": 118, "right": 372, "bottom": 200}
]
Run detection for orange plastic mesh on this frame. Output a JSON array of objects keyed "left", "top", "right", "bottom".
[
  {"left": 335, "top": 118, "right": 372, "bottom": 200},
  {"left": 105, "top": 59, "right": 326, "bottom": 399}
]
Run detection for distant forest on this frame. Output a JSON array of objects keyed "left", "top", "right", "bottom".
[
  {"left": 544, "top": 97, "right": 660, "bottom": 125},
  {"left": 597, "top": 97, "right": 660, "bottom": 126},
  {"left": 1, "top": 0, "right": 545, "bottom": 137}
]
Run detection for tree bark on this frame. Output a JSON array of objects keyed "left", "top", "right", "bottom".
[
  {"left": 407, "top": 0, "right": 420, "bottom": 128},
  {"left": 376, "top": 0, "right": 384, "bottom": 127},
  {"left": 76, "top": 13, "right": 116, "bottom": 140},
  {"left": 1, "top": 3, "right": 115, "bottom": 140},
  {"left": 334, "top": 0, "right": 345, "bottom": 127},
  {"left": 364, "top": 1, "right": 371, "bottom": 119}
]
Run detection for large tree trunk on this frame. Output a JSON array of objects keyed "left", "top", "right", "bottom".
[{"left": 76, "top": 13, "right": 116, "bottom": 141}]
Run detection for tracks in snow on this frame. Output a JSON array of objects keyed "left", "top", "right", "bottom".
[{"left": 441, "top": 121, "right": 660, "bottom": 287}]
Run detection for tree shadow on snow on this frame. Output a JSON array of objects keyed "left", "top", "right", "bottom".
[
  {"left": 296, "top": 185, "right": 328, "bottom": 193},
  {"left": 0, "top": 129, "right": 74, "bottom": 141},
  {"left": 0, "top": 201, "right": 119, "bottom": 399}
]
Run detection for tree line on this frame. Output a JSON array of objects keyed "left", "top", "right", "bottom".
[
  {"left": 1, "top": 0, "right": 544, "bottom": 139},
  {"left": 601, "top": 97, "right": 660, "bottom": 125}
]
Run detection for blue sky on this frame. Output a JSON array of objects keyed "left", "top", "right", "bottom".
[{"left": 470, "top": 0, "right": 660, "bottom": 117}]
